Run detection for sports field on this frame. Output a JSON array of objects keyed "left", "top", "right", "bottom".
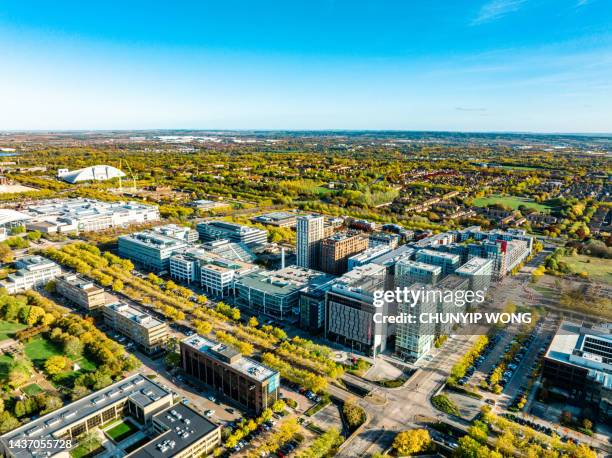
[{"left": 472, "top": 195, "right": 552, "bottom": 213}]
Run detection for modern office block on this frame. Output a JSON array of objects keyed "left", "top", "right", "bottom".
[
  {"left": 56, "top": 273, "right": 107, "bottom": 310},
  {"left": 119, "top": 230, "right": 188, "bottom": 273},
  {"left": 181, "top": 335, "right": 280, "bottom": 414},
  {"left": 103, "top": 302, "right": 169, "bottom": 354},
  {"left": 169, "top": 247, "right": 258, "bottom": 297},
  {"left": 320, "top": 232, "right": 368, "bottom": 275},
  {"left": 542, "top": 321, "right": 612, "bottom": 420},
  {"left": 152, "top": 223, "right": 199, "bottom": 243},
  {"left": 196, "top": 221, "right": 267, "bottom": 247},
  {"left": 324, "top": 263, "right": 388, "bottom": 357},
  {"left": 1, "top": 255, "right": 61, "bottom": 294},
  {"left": 296, "top": 214, "right": 324, "bottom": 269},
  {"left": 298, "top": 274, "right": 337, "bottom": 333},
  {"left": 252, "top": 211, "right": 297, "bottom": 228},
  {"left": 234, "top": 265, "right": 330, "bottom": 319}
]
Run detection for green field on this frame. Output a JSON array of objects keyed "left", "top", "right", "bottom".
[
  {"left": 0, "top": 321, "right": 27, "bottom": 341},
  {"left": 22, "top": 383, "right": 44, "bottom": 396},
  {"left": 24, "top": 336, "right": 97, "bottom": 375},
  {"left": 0, "top": 354, "right": 14, "bottom": 382},
  {"left": 561, "top": 255, "right": 612, "bottom": 285},
  {"left": 472, "top": 195, "right": 552, "bottom": 213},
  {"left": 105, "top": 419, "right": 139, "bottom": 442}
]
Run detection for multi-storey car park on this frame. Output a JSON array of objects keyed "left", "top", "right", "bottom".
[
  {"left": 0, "top": 374, "right": 221, "bottom": 458},
  {"left": 103, "top": 302, "right": 170, "bottom": 354},
  {"left": 180, "top": 335, "right": 280, "bottom": 414}
]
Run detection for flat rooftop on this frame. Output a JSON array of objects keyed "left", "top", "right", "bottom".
[
  {"left": 417, "top": 249, "right": 460, "bottom": 262},
  {"left": 106, "top": 302, "right": 165, "bottom": 329},
  {"left": 456, "top": 256, "right": 493, "bottom": 274},
  {"left": 372, "top": 245, "right": 415, "bottom": 267},
  {"left": 397, "top": 259, "right": 443, "bottom": 274},
  {"left": 58, "top": 273, "right": 103, "bottom": 292},
  {"left": 0, "top": 374, "right": 171, "bottom": 458},
  {"left": 127, "top": 403, "right": 218, "bottom": 458},
  {"left": 182, "top": 335, "right": 277, "bottom": 382},
  {"left": 120, "top": 230, "right": 188, "bottom": 249},
  {"left": 235, "top": 265, "right": 327, "bottom": 296}
]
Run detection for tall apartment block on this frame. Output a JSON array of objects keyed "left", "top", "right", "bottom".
[
  {"left": 435, "top": 274, "right": 469, "bottom": 336},
  {"left": 455, "top": 256, "right": 493, "bottom": 295},
  {"left": 103, "top": 302, "right": 170, "bottom": 354},
  {"left": 395, "top": 282, "right": 438, "bottom": 362},
  {"left": 324, "top": 263, "right": 388, "bottom": 357},
  {"left": 196, "top": 221, "right": 268, "bottom": 247},
  {"left": 320, "top": 232, "right": 368, "bottom": 275},
  {"left": 415, "top": 249, "right": 461, "bottom": 275},
  {"left": 1, "top": 255, "right": 61, "bottom": 294},
  {"left": 296, "top": 214, "right": 324, "bottom": 269},
  {"left": 395, "top": 259, "right": 442, "bottom": 288},
  {"left": 56, "top": 273, "right": 107, "bottom": 311},
  {"left": 118, "top": 230, "right": 189, "bottom": 273},
  {"left": 181, "top": 335, "right": 280, "bottom": 414}
]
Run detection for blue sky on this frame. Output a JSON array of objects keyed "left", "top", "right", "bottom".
[{"left": 0, "top": 1, "right": 611, "bottom": 132}]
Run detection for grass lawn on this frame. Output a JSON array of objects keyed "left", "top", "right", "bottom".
[
  {"left": 24, "top": 336, "right": 97, "bottom": 372},
  {"left": 0, "top": 353, "right": 14, "bottom": 382},
  {"left": 561, "top": 255, "right": 612, "bottom": 285},
  {"left": 105, "top": 419, "right": 139, "bottom": 442},
  {"left": 532, "top": 284, "right": 557, "bottom": 299},
  {"left": 0, "top": 321, "right": 27, "bottom": 341},
  {"left": 70, "top": 435, "right": 103, "bottom": 458},
  {"left": 22, "top": 383, "right": 43, "bottom": 396},
  {"left": 472, "top": 195, "right": 552, "bottom": 213}
]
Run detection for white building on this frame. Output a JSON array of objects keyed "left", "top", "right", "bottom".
[
  {"left": 57, "top": 165, "right": 126, "bottom": 183},
  {"left": 1, "top": 255, "right": 61, "bottom": 293},
  {"left": 296, "top": 215, "right": 324, "bottom": 269},
  {"left": 25, "top": 198, "right": 160, "bottom": 234}
]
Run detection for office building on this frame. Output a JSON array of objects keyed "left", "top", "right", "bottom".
[
  {"left": 395, "top": 259, "right": 441, "bottom": 288},
  {"left": 103, "top": 302, "right": 170, "bottom": 354},
  {"left": 415, "top": 249, "right": 461, "bottom": 275},
  {"left": 170, "top": 247, "right": 258, "bottom": 297},
  {"left": 56, "top": 273, "right": 107, "bottom": 311},
  {"left": 1, "top": 255, "right": 61, "bottom": 294},
  {"left": 0, "top": 374, "right": 171, "bottom": 456},
  {"left": 320, "top": 232, "right": 368, "bottom": 275},
  {"left": 395, "top": 282, "right": 438, "bottom": 362},
  {"left": 298, "top": 273, "right": 337, "bottom": 333},
  {"left": 196, "top": 221, "right": 267, "bottom": 247},
  {"left": 127, "top": 403, "right": 221, "bottom": 458},
  {"left": 368, "top": 231, "right": 400, "bottom": 249},
  {"left": 181, "top": 335, "right": 280, "bottom": 414},
  {"left": 542, "top": 321, "right": 611, "bottom": 420},
  {"left": 234, "top": 265, "right": 329, "bottom": 319},
  {"left": 0, "top": 208, "right": 31, "bottom": 229},
  {"left": 456, "top": 257, "right": 493, "bottom": 296},
  {"left": 252, "top": 211, "right": 298, "bottom": 228},
  {"left": 24, "top": 198, "right": 159, "bottom": 234},
  {"left": 296, "top": 214, "right": 324, "bottom": 269},
  {"left": 200, "top": 239, "right": 256, "bottom": 263},
  {"left": 119, "top": 230, "right": 188, "bottom": 273},
  {"left": 467, "top": 239, "right": 529, "bottom": 280},
  {"left": 348, "top": 245, "right": 392, "bottom": 271},
  {"left": 325, "top": 263, "right": 388, "bottom": 356},
  {"left": 152, "top": 223, "right": 199, "bottom": 243}
]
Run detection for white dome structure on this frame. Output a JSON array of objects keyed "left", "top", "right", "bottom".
[{"left": 58, "top": 165, "right": 126, "bottom": 184}]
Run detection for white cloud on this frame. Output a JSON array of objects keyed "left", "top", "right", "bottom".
[{"left": 472, "top": 0, "right": 527, "bottom": 25}]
